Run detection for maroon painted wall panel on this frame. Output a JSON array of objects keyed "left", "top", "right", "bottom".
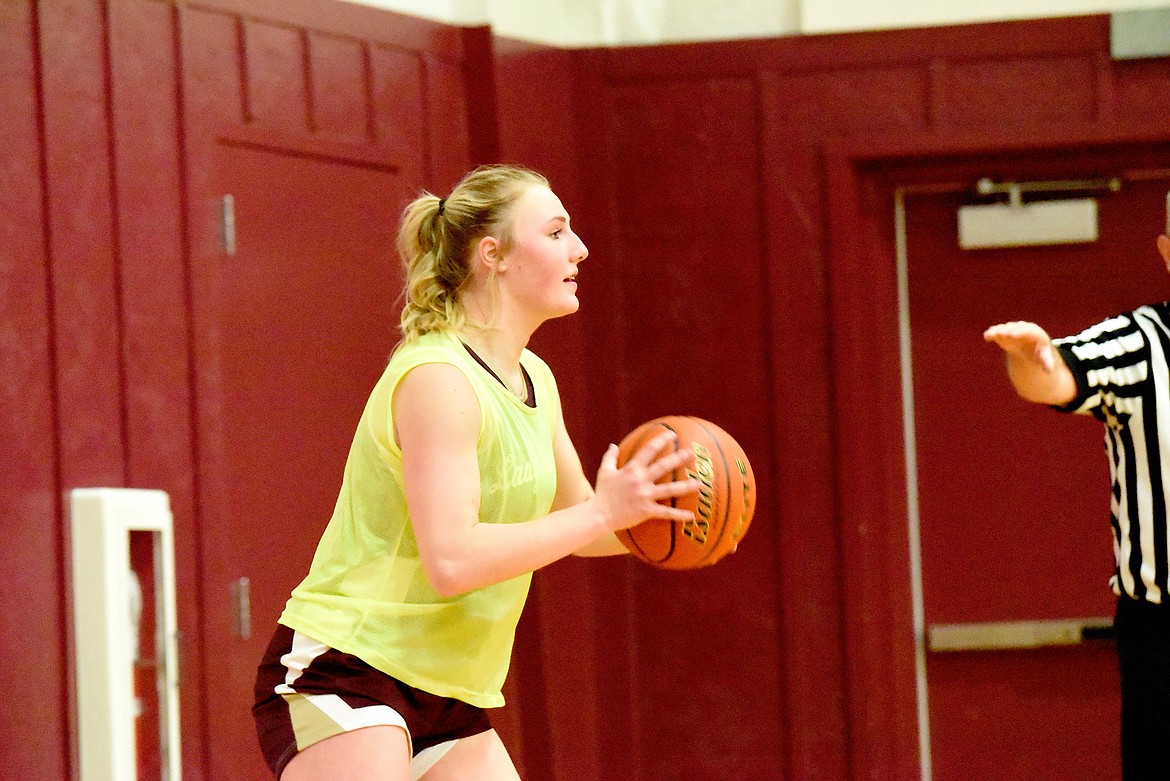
[
  {"left": 109, "top": 1, "right": 190, "bottom": 485},
  {"left": 607, "top": 78, "right": 759, "bottom": 236},
  {"left": 40, "top": 0, "right": 125, "bottom": 488},
  {"left": 307, "top": 31, "right": 368, "bottom": 139},
  {"left": 823, "top": 157, "right": 919, "bottom": 780},
  {"left": 243, "top": 18, "right": 308, "bottom": 129},
  {"left": 772, "top": 66, "right": 929, "bottom": 136},
  {"left": 37, "top": 4, "right": 125, "bottom": 776},
  {"left": 592, "top": 16, "right": 1111, "bottom": 80},
  {"left": 0, "top": 3, "right": 67, "bottom": 779},
  {"left": 460, "top": 25, "right": 500, "bottom": 164},
  {"left": 590, "top": 73, "right": 786, "bottom": 779},
  {"left": 107, "top": 2, "right": 207, "bottom": 777},
  {"left": 758, "top": 70, "right": 850, "bottom": 780},
  {"left": 942, "top": 54, "right": 1099, "bottom": 128},
  {"left": 179, "top": 21, "right": 245, "bottom": 722},
  {"left": 424, "top": 53, "right": 474, "bottom": 189},
  {"left": 180, "top": 6, "right": 247, "bottom": 131},
  {"left": 1114, "top": 58, "right": 1170, "bottom": 122},
  {"left": 369, "top": 43, "right": 428, "bottom": 182}
]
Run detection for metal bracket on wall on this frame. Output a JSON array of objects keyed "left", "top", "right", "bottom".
[{"left": 974, "top": 176, "right": 1121, "bottom": 208}]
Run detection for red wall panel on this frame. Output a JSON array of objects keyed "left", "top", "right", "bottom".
[
  {"left": 369, "top": 42, "right": 427, "bottom": 158},
  {"left": 12, "top": 3, "right": 1170, "bottom": 779},
  {"left": 0, "top": 3, "right": 67, "bottom": 779},
  {"left": 40, "top": 0, "right": 125, "bottom": 487},
  {"left": 243, "top": 19, "right": 308, "bottom": 128},
  {"left": 773, "top": 66, "right": 929, "bottom": 135},
  {"left": 107, "top": 1, "right": 207, "bottom": 776},
  {"left": 942, "top": 55, "right": 1100, "bottom": 128},
  {"left": 1113, "top": 58, "right": 1170, "bottom": 121},
  {"left": 307, "top": 31, "right": 368, "bottom": 139},
  {"left": 38, "top": 3, "right": 123, "bottom": 776},
  {"left": 758, "top": 68, "right": 851, "bottom": 781},
  {"left": 600, "top": 71, "right": 785, "bottom": 781}
]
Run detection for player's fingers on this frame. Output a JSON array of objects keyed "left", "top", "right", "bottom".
[
  {"left": 650, "top": 504, "right": 695, "bottom": 523},
  {"left": 599, "top": 443, "right": 619, "bottom": 472},
  {"left": 648, "top": 447, "right": 694, "bottom": 481},
  {"left": 629, "top": 430, "right": 678, "bottom": 466},
  {"left": 651, "top": 477, "right": 700, "bottom": 501}
]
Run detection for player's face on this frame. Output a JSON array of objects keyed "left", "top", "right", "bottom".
[{"left": 499, "top": 185, "right": 588, "bottom": 321}]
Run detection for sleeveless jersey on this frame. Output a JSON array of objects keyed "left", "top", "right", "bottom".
[{"left": 278, "top": 329, "right": 561, "bottom": 707}]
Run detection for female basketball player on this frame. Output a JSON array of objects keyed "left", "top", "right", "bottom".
[{"left": 253, "top": 164, "right": 699, "bottom": 780}]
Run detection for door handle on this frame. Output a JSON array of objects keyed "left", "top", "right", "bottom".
[
  {"left": 927, "top": 617, "right": 1114, "bottom": 652},
  {"left": 232, "top": 576, "right": 251, "bottom": 639}
]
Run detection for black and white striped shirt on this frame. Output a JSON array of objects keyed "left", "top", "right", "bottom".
[{"left": 1054, "top": 303, "right": 1170, "bottom": 604}]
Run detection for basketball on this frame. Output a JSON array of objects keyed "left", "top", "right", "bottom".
[{"left": 615, "top": 416, "right": 756, "bottom": 569}]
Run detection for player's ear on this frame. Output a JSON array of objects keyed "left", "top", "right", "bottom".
[{"left": 476, "top": 235, "right": 503, "bottom": 272}]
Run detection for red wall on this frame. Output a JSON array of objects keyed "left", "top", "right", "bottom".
[
  {"left": 495, "top": 15, "right": 1170, "bottom": 781},
  {"left": 2, "top": 1, "right": 490, "bottom": 779},
  {"left": 5, "top": 3, "right": 1170, "bottom": 779}
]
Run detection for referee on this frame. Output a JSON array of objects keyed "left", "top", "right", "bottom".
[{"left": 984, "top": 233, "right": 1170, "bottom": 781}]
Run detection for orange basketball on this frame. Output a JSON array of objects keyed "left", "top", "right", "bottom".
[{"left": 615, "top": 416, "right": 756, "bottom": 569}]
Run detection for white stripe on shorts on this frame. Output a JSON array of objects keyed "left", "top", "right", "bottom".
[
  {"left": 276, "top": 630, "right": 330, "bottom": 693},
  {"left": 274, "top": 630, "right": 461, "bottom": 778}
]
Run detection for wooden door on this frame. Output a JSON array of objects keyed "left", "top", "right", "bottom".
[
  {"left": 903, "top": 151, "right": 1170, "bottom": 780},
  {"left": 192, "top": 142, "right": 407, "bottom": 778}
]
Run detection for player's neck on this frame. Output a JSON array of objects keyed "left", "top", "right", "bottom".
[{"left": 458, "top": 326, "right": 527, "bottom": 396}]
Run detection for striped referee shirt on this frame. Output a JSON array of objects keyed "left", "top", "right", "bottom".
[{"left": 1054, "top": 303, "right": 1170, "bottom": 604}]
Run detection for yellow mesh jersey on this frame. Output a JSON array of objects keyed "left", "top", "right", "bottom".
[{"left": 278, "top": 329, "right": 560, "bottom": 708}]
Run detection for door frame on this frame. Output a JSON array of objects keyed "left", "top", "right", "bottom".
[{"left": 821, "top": 124, "right": 1170, "bottom": 779}]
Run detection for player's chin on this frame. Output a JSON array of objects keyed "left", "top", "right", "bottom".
[{"left": 553, "top": 295, "right": 580, "bottom": 317}]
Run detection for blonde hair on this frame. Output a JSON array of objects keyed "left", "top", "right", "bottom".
[{"left": 397, "top": 164, "right": 549, "bottom": 341}]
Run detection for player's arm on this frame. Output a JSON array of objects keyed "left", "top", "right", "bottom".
[
  {"left": 982, "top": 320, "right": 1078, "bottom": 406},
  {"left": 548, "top": 407, "right": 630, "bottom": 557},
  {"left": 395, "top": 363, "right": 695, "bottom": 596}
]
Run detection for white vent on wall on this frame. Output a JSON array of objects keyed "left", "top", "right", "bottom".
[
  {"left": 958, "top": 199, "right": 1100, "bottom": 249},
  {"left": 958, "top": 176, "right": 1119, "bottom": 250}
]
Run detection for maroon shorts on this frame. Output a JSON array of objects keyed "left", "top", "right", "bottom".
[{"left": 252, "top": 624, "right": 492, "bottom": 778}]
